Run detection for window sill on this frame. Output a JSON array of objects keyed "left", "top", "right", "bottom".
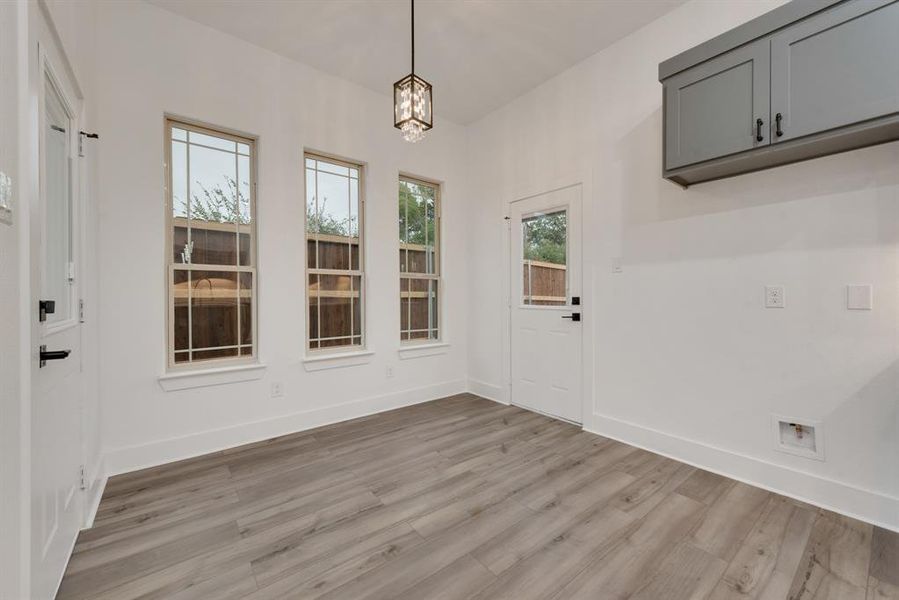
[
  {"left": 398, "top": 342, "right": 450, "bottom": 360},
  {"left": 303, "top": 350, "right": 375, "bottom": 372},
  {"left": 158, "top": 363, "right": 266, "bottom": 391}
]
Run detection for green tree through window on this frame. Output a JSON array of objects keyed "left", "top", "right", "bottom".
[
  {"left": 523, "top": 211, "right": 566, "bottom": 265},
  {"left": 399, "top": 180, "right": 435, "bottom": 246}
]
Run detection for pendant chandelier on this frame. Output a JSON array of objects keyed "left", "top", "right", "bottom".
[{"left": 393, "top": 0, "right": 433, "bottom": 143}]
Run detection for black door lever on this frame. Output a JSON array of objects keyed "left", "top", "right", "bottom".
[
  {"left": 39, "top": 345, "right": 71, "bottom": 368},
  {"left": 562, "top": 313, "right": 581, "bottom": 322}
]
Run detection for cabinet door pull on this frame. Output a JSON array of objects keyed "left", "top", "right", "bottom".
[
  {"left": 775, "top": 113, "right": 784, "bottom": 137},
  {"left": 756, "top": 118, "right": 764, "bottom": 142}
]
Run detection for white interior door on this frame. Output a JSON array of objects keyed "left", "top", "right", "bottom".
[
  {"left": 510, "top": 185, "right": 583, "bottom": 424},
  {"left": 30, "top": 42, "right": 84, "bottom": 600}
]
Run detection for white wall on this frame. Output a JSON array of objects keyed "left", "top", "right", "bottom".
[
  {"left": 94, "top": 1, "right": 470, "bottom": 474},
  {"left": 0, "top": 3, "right": 29, "bottom": 597},
  {"left": 467, "top": 0, "right": 899, "bottom": 529}
]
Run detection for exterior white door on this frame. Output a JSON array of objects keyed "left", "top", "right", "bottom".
[
  {"left": 30, "top": 41, "right": 84, "bottom": 600},
  {"left": 510, "top": 185, "right": 583, "bottom": 424}
]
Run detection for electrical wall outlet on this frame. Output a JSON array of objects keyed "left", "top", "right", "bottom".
[
  {"left": 271, "top": 382, "right": 284, "bottom": 398},
  {"left": 386, "top": 365, "right": 394, "bottom": 378},
  {"left": 765, "top": 285, "right": 785, "bottom": 308}
]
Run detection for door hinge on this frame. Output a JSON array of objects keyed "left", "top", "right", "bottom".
[
  {"left": 67, "top": 261, "right": 76, "bottom": 283},
  {"left": 79, "top": 465, "right": 87, "bottom": 490},
  {"left": 79, "top": 299, "right": 85, "bottom": 323}
]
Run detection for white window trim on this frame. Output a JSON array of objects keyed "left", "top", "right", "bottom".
[
  {"left": 164, "top": 117, "right": 259, "bottom": 372},
  {"left": 302, "top": 349, "right": 375, "bottom": 372},
  {"left": 304, "top": 151, "right": 367, "bottom": 356},
  {"left": 157, "top": 362, "right": 267, "bottom": 392},
  {"left": 399, "top": 174, "right": 442, "bottom": 345},
  {"left": 398, "top": 342, "right": 450, "bottom": 360}
]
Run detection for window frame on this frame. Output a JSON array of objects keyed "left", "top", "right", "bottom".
[
  {"left": 164, "top": 117, "right": 259, "bottom": 371},
  {"left": 398, "top": 174, "right": 442, "bottom": 345},
  {"left": 304, "top": 151, "right": 367, "bottom": 354}
]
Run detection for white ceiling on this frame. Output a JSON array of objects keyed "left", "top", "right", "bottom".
[{"left": 146, "top": 0, "right": 687, "bottom": 125}]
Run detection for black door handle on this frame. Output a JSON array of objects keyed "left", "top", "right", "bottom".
[
  {"left": 756, "top": 118, "right": 764, "bottom": 142},
  {"left": 39, "top": 345, "right": 71, "bottom": 368},
  {"left": 562, "top": 313, "right": 581, "bottom": 322},
  {"left": 775, "top": 112, "right": 784, "bottom": 137}
]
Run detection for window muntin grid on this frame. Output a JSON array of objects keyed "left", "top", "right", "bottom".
[
  {"left": 305, "top": 154, "right": 365, "bottom": 351},
  {"left": 399, "top": 176, "right": 440, "bottom": 343},
  {"left": 166, "top": 119, "right": 257, "bottom": 368}
]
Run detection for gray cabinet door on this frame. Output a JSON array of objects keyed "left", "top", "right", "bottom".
[
  {"left": 771, "top": 0, "right": 899, "bottom": 143},
  {"left": 664, "top": 39, "right": 770, "bottom": 170}
]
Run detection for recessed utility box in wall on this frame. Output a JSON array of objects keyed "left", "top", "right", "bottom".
[{"left": 772, "top": 415, "right": 824, "bottom": 461}]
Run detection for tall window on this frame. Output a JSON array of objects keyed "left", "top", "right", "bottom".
[
  {"left": 166, "top": 119, "right": 256, "bottom": 367},
  {"left": 399, "top": 176, "right": 440, "bottom": 342},
  {"left": 305, "top": 153, "right": 364, "bottom": 350}
]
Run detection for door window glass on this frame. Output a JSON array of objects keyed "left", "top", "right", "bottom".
[
  {"left": 43, "top": 76, "right": 72, "bottom": 323},
  {"left": 522, "top": 209, "right": 567, "bottom": 306}
]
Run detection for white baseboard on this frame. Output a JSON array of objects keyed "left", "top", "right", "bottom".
[
  {"left": 587, "top": 412, "right": 899, "bottom": 533},
  {"left": 467, "top": 378, "right": 508, "bottom": 405},
  {"left": 105, "top": 379, "right": 466, "bottom": 476}
]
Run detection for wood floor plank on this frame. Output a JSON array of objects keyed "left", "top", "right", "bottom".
[
  {"left": 317, "top": 498, "right": 533, "bottom": 600},
  {"left": 707, "top": 495, "right": 814, "bottom": 599},
  {"left": 869, "top": 526, "right": 899, "bottom": 588},
  {"left": 244, "top": 523, "right": 425, "bottom": 600},
  {"left": 57, "top": 521, "right": 241, "bottom": 599},
  {"left": 58, "top": 396, "right": 889, "bottom": 600},
  {"left": 688, "top": 481, "right": 771, "bottom": 562},
  {"left": 868, "top": 575, "right": 899, "bottom": 600},
  {"left": 629, "top": 541, "right": 727, "bottom": 600},
  {"left": 788, "top": 510, "right": 873, "bottom": 600},
  {"left": 471, "top": 469, "right": 636, "bottom": 575},
  {"left": 550, "top": 492, "right": 706, "bottom": 599},
  {"left": 399, "top": 555, "right": 497, "bottom": 600},
  {"left": 676, "top": 468, "right": 734, "bottom": 506},
  {"left": 469, "top": 504, "right": 636, "bottom": 600}
]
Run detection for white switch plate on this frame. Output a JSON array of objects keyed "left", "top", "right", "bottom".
[
  {"left": 270, "top": 382, "right": 284, "bottom": 398},
  {"left": 611, "top": 257, "right": 623, "bottom": 274},
  {"left": 847, "top": 284, "right": 873, "bottom": 310},
  {"left": 765, "top": 285, "right": 785, "bottom": 308}
]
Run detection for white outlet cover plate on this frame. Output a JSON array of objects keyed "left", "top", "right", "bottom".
[
  {"left": 765, "top": 285, "right": 785, "bottom": 308},
  {"left": 847, "top": 284, "right": 873, "bottom": 310}
]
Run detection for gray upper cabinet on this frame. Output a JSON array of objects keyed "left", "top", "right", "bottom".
[
  {"left": 771, "top": 0, "right": 899, "bottom": 143},
  {"left": 664, "top": 40, "right": 770, "bottom": 170},
  {"left": 659, "top": 0, "right": 899, "bottom": 187}
]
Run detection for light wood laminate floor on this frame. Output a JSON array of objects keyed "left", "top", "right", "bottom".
[{"left": 58, "top": 394, "right": 898, "bottom": 600}]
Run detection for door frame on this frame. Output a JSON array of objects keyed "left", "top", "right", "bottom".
[{"left": 501, "top": 171, "right": 595, "bottom": 428}]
